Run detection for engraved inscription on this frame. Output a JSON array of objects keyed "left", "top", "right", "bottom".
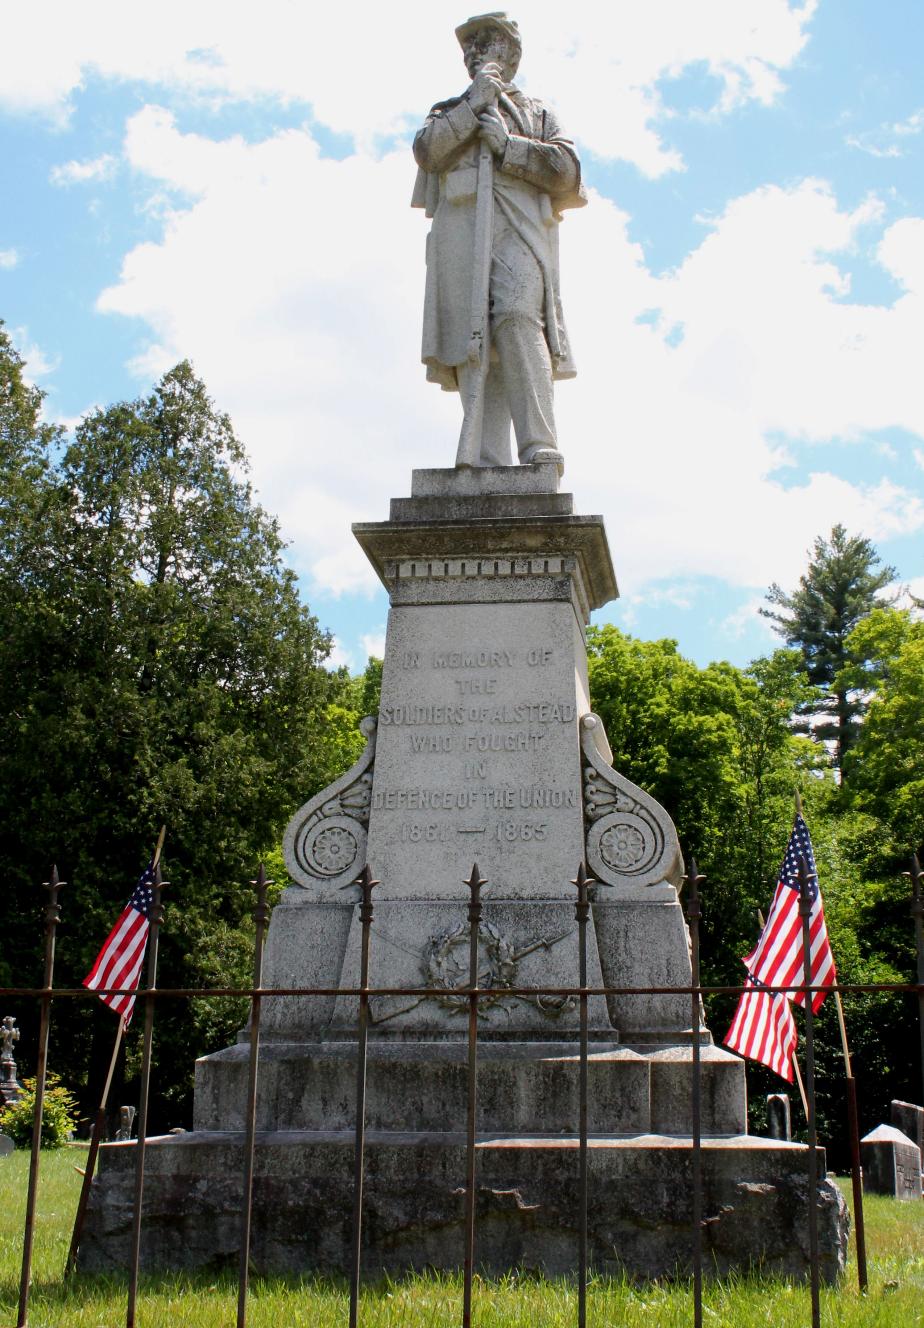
[
  {"left": 400, "top": 823, "right": 451, "bottom": 842},
  {"left": 453, "top": 677, "right": 498, "bottom": 694},
  {"left": 371, "top": 629, "right": 583, "bottom": 889},
  {"left": 433, "top": 649, "right": 516, "bottom": 668},
  {"left": 491, "top": 821, "right": 548, "bottom": 841},
  {"left": 375, "top": 786, "right": 578, "bottom": 812},
  {"left": 410, "top": 734, "right": 454, "bottom": 752},
  {"left": 380, "top": 702, "right": 575, "bottom": 725}
]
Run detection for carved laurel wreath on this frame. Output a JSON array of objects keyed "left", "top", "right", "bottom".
[{"left": 422, "top": 922, "right": 574, "bottom": 1017}]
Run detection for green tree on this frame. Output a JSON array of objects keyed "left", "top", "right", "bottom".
[
  {"left": 0, "top": 355, "right": 350, "bottom": 1127},
  {"left": 585, "top": 626, "right": 814, "bottom": 980},
  {"left": 760, "top": 525, "right": 896, "bottom": 768},
  {"left": 839, "top": 607, "right": 924, "bottom": 852},
  {"left": 0, "top": 319, "right": 60, "bottom": 541}
]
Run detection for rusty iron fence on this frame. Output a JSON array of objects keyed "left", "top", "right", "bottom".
[{"left": 3, "top": 853, "right": 924, "bottom": 1328}]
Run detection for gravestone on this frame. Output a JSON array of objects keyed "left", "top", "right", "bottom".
[
  {"left": 890, "top": 1100, "right": 924, "bottom": 1165},
  {"left": 861, "top": 1124, "right": 923, "bottom": 1200},
  {"left": 766, "top": 1094, "right": 791, "bottom": 1141},
  {"left": 115, "top": 1106, "right": 137, "bottom": 1142}
]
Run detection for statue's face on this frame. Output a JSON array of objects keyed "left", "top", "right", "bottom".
[{"left": 463, "top": 29, "right": 518, "bottom": 81}]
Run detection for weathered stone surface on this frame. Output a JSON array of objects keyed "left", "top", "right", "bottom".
[
  {"left": 592, "top": 902, "right": 692, "bottom": 1039},
  {"left": 261, "top": 900, "right": 355, "bottom": 1037},
  {"left": 410, "top": 464, "right": 561, "bottom": 498},
  {"left": 861, "top": 1124, "right": 923, "bottom": 1200},
  {"left": 282, "top": 715, "right": 376, "bottom": 892},
  {"left": 890, "top": 1100, "right": 924, "bottom": 1162},
  {"left": 192, "top": 1040, "right": 744, "bottom": 1137},
  {"left": 367, "top": 598, "right": 589, "bottom": 904},
  {"left": 80, "top": 1130, "right": 848, "bottom": 1282},
  {"left": 767, "top": 1094, "right": 792, "bottom": 1141},
  {"left": 332, "top": 898, "right": 611, "bottom": 1035}
]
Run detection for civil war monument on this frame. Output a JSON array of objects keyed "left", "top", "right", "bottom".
[{"left": 81, "top": 13, "right": 848, "bottom": 1279}]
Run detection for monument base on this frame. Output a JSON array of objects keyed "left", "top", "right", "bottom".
[
  {"left": 192, "top": 1039, "right": 747, "bottom": 1137},
  {"left": 80, "top": 1128, "right": 848, "bottom": 1282}
]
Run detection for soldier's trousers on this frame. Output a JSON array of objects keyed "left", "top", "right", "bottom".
[{"left": 456, "top": 217, "right": 558, "bottom": 465}]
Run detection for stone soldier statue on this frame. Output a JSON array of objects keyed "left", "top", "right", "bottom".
[{"left": 412, "top": 12, "right": 586, "bottom": 472}]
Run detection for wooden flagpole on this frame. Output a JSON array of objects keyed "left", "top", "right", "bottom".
[
  {"left": 64, "top": 827, "right": 166, "bottom": 1277},
  {"left": 835, "top": 988, "right": 868, "bottom": 1289},
  {"left": 791, "top": 1049, "right": 809, "bottom": 1120},
  {"left": 792, "top": 791, "right": 867, "bottom": 1291}
]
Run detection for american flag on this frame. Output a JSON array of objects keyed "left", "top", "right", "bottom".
[
  {"left": 724, "top": 973, "right": 798, "bottom": 1081},
  {"left": 83, "top": 863, "right": 155, "bottom": 1026},
  {"left": 743, "top": 813, "right": 835, "bottom": 1012},
  {"left": 723, "top": 813, "right": 835, "bottom": 1076}
]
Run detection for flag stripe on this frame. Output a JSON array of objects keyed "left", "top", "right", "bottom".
[
  {"left": 85, "top": 909, "right": 146, "bottom": 991},
  {"left": 745, "top": 814, "right": 835, "bottom": 1011},
  {"left": 724, "top": 981, "right": 797, "bottom": 1082},
  {"left": 83, "top": 863, "right": 155, "bottom": 1028}
]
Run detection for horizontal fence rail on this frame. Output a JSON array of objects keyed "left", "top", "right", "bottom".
[{"left": 3, "top": 982, "right": 922, "bottom": 999}]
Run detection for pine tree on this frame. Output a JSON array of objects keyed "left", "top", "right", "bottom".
[{"left": 760, "top": 525, "right": 896, "bottom": 767}]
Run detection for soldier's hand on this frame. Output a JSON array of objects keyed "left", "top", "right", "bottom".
[
  {"left": 468, "top": 62, "right": 505, "bottom": 114},
  {"left": 478, "top": 109, "right": 509, "bottom": 158}
]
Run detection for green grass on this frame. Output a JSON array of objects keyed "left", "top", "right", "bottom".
[{"left": 1, "top": 1149, "right": 922, "bottom": 1326}]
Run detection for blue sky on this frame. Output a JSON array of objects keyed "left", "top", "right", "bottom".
[{"left": 1, "top": 0, "right": 922, "bottom": 671}]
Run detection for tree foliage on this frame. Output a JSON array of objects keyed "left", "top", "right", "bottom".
[
  {"left": 840, "top": 608, "right": 924, "bottom": 853},
  {"left": 761, "top": 524, "right": 896, "bottom": 767},
  {"left": 585, "top": 622, "right": 919, "bottom": 1163},
  {"left": 0, "top": 344, "right": 353, "bottom": 1127},
  {"left": 586, "top": 626, "right": 820, "bottom": 981}
]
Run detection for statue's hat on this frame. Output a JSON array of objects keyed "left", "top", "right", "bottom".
[{"left": 455, "top": 12, "right": 522, "bottom": 59}]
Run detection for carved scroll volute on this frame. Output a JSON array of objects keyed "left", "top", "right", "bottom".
[
  {"left": 580, "top": 713, "right": 683, "bottom": 889},
  {"left": 283, "top": 716, "right": 377, "bottom": 888}
]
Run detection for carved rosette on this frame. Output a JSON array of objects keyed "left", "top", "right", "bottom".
[
  {"left": 283, "top": 716, "right": 376, "bottom": 888},
  {"left": 580, "top": 713, "right": 683, "bottom": 888}
]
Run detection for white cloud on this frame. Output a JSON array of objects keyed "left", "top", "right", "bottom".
[
  {"left": 324, "top": 639, "right": 354, "bottom": 672},
  {"left": 719, "top": 597, "right": 775, "bottom": 641},
  {"left": 47, "top": 403, "right": 102, "bottom": 434},
  {"left": 0, "top": 1, "right": 816, "bottom": 175},
  {"left": 847, "top": 109, "right": 924, "bottom": 159},
  {"left": 9, "top": 327, "right": 57, "bottom": 380},
  {"left": 360, "top": 630, "right": 387, "bottom": 661},
  {"left": 0, "top": 248, "right": 19, "bottom": 269},
  {"left": 49, "top": 153, "right": 117, "bottom": 186},
  {"left": 90, "top": 105, "right": 924, "bottom": 609}
]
